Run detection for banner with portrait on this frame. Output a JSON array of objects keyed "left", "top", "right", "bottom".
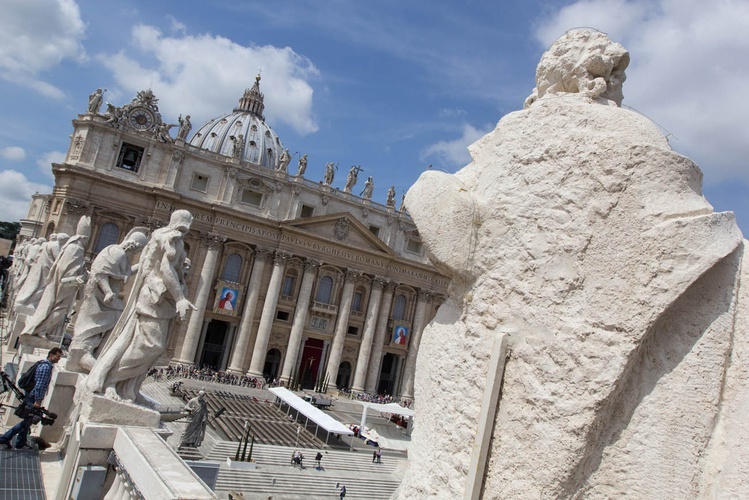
[
  {"left": 392, "top": 324, "right": 409, "bottom": 346},
  {"left": 214, "top": 280, "right": 241, "bottom": 317}
]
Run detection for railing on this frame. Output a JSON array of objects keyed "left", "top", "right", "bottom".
[
  {"left": 310, "top": 301, "right": 338, "bottom": 315},
  {"left": 103, "top": 426, "right": 216, "bottom": 499}
]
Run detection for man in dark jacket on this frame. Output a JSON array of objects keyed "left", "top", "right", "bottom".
[{"left": 0, "top": 348, "right": 62, "bottom": 449}]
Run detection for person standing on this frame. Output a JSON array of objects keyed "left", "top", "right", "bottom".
[
  {"left": 376, "top": 448, "right": 382, "bottom": 464},
  {"left": 339, "top": 485, "right": 346, "bottom": 499},
  {"left": 315, "top": 451, "right": 323, "bottom": 469},
  {"left": 0, "top": 348, "right": 63, "bottom": 449}
]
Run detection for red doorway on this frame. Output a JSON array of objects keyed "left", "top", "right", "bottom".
[{"left": 299, "top": 338, "right": 324, "bottom": 389}]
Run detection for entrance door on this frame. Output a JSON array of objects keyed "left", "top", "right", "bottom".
[
  {"left": 299, "top": 338, "right": 324, "bottom": 390},
  {"left": 336, "top": 361, "right": 352, "bottom": 390},
  {"left": 264, "top": 348, "right": 282, "bottom": 381},
  {"left": 377, "top": 353, "right": 399, "bottom": 396},
  {"left": 199, "top": 320, "right": 229, "bottom": 369}
]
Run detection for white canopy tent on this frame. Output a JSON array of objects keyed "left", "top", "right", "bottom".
[
  {"left": 359, "top": 401, "right": 414, "bottom": 431},
  {"left": 269, "top": 387, "right": 353, "bottom": 445}
]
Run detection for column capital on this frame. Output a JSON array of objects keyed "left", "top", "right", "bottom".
[
  {"left": 384, "top": 280, "right": 397, "bottom": 292},
  {"left": 372, "top": 276, "right": 388, "bottom": 290},
  {"left": 304, "top": 258, "right": 323, "bottom": 273},
  {"left": 253, "top": 246, "right": 274, "bottom": 260},
  {"left": 417, "top": 289, "right": 431, "bottom": 301},
  {"left": 273, "top": 251, "right": 291, "bottom": 265},
  {"left": 200, "top": 232, "right": 226, "bottom": 249},
  {"left": 345, "top": 269, "right": 362, "bottom": 282}
]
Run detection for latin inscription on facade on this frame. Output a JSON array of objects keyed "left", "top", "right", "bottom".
[{"left": 155, "top": 199, "right": 449, "bottom": 289}]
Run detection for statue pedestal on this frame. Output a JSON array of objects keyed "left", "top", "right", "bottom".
[
  {"left": 5, "top": 312, "right": 28, "bottom": 352},
  {"left": 78, "top": 394, "right": 161, "bottom": 428}
]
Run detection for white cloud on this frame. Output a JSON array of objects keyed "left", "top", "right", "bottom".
[
  {"left": 0, "top": 0, "right": 86, "bottom": 98},
  {"left": 36, "top": 151, "right": 66, "bottom": 178},
  {"left": 0, "top": 170, "right": 52, "bottom": 222},
  {"left": 99, "top": 24, "right": 319, "bottom": 135},
  {"left": 535, "top": 0, "right": 749, "bottom": 184},
  {"left": 420, "top": 124, "right": 492, "bottom": 170},
  {"left": 1, "top": 147, "right": 26, "bottom": 161}
]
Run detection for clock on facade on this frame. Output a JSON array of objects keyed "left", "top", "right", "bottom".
[{"left": 128, "top": 106, "right": 156, "bottom": 131}]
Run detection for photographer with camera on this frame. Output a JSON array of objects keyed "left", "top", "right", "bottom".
[{"left": 0, "top": 347, "right": 62, "bottom": 449}]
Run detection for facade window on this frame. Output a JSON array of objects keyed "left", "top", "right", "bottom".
[
  {"left": 241, "top": 189, "right": 264, "bottom": 207},
  {"left": 190, "top": 173, "right": 209, "bottom": 192},
  {"left": 406, "top": 239, "right": 423, "bottom": 255},
  {"left": 116, "top": 143, "right": 144, "bottom": 172},
  {"left": 315, "top": 276, "right": 334, "bottom": 304},
  {"left": 347, "top": 326, "right": 359, "bottom": 336},
  {"left": 300, "top": 205, "right": 314, "bottom": 218},
  {"left": 282, "top": 273, "right": 296, "bottom": 298},
  {"left": 94, "top": 222, "right": 120, "bottom": 254},
  {"left": 221, "top": 253, "right": 242, "bottom": 282},
  {"left": 369, "top": 225, "right": 381, "bottom": 238},
  {"left": 276, "top": 310, "right": 290, "bottom": 321},
  {"left": 352, "top": 291, "right": 364, "bottom": 312},
  {"left": 393, "top": 294, "right": 407, "bottom": 321}
]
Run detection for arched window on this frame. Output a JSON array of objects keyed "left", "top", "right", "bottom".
[
  {"left": 221, "top": 253, "right": 242, "bottom": 282},
  {"left": 392, "top": 294, "right": 407, "bottom": 321},
  {"left": 94, "top": 223, "right": 120, "bottom": 254},
  {"left": 315, "top": 276, "right": 334, "bottom": 304}
]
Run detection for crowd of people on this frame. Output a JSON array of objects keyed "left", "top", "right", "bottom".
[{"left": 147, "top": 365, "right": 271, "bottom": 389}]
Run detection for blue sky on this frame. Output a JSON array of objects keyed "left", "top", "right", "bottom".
[{"left": 1, "top": 0, "right": 748, "bottom": 235}]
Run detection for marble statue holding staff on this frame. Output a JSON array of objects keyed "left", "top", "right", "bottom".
[{"left": 180, "top": 390, "right": 209, "bottom": 448}]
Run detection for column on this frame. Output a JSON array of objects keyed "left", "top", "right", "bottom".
[
  {"left": 280, "top": 259, "right": 321, "bottom": 384},
  {"left": 364, "top": 282, "right": 395, "bottom": 393},
  {"left": 247, "top": 251, "right": 289, "bottom": 377},
  {"left": 324, "top": 270, "right": 359, "bottom": 389},
  {"left": 226, "top": 249, "right": 271, "bottom": 374},
  {"left": 399, "top": 290, "right": 431, "bottom": 399},
  {"left": 351, "top": 277, "right": 385, "bottom": 392},
  {"left": 174, "top": 233, "right": 224, "bottom": 365}
]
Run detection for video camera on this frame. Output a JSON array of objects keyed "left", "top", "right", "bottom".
[{"left": 0, "top": 370, "right": 58, "bottom": 426}]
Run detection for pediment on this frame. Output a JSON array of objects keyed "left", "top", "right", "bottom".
[{"left": 283, "top": 213, "right": 394, "bottom": 255}]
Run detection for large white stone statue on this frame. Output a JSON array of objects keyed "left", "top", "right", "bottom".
[
  {"left": 67, "top": 229, "right": 148, "bottom": 373},
  {"left": 13, "top": 233, "right": 70, "bottom": 313},
  {"left": 396, "top": 29, "right": 749, "bottom": 499},
  {"left": 84, "top": 210, "right": 195, "bottom": 403},
  {"left": 19, "top": 217, "right": 90, "bottom": 347}
]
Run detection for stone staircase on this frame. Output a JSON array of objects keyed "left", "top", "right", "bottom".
[{"left": 204, "top": 440, "right": 405, "bottom": 499}]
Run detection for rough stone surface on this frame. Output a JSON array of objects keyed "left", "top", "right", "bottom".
[{"left": 396, "top": 29, "right": 746, "bottom": 500}]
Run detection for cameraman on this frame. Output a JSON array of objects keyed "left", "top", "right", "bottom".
[{"left": 0, "top": 347, "right": 63, "bottom": 449}]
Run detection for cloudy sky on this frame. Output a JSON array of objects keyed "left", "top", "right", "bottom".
[{"left": 1, "top": 0, "right": 748, "bottom": 234}]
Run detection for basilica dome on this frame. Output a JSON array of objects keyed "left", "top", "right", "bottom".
[{"left": 189, "top": 75, "right": 284, "bottom": 169}]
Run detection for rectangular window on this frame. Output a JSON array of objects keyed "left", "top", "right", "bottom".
[
  {"left": 282, "top": 275, "right": 295, "bottom": 298},
  {"left": 368, "top": 225, "right": 380, "bottom": 237},
  {"left": 241, "top": 189, "right": 263, "bottom": 207},
  {"left": 300, "top": 205, "right": 315, "bottom": 218},
  {"left": 276, "top": 310, "right": 290, "bottom": 322},
  {"left": 352, "top": 292, "right": 363, "bottom": 312},
  {"left": 347, "top": 326, "right": 359, "bottom": 336},
  {"left": 190, "top": 173, "right": 209, "bottom": 192},
  {"left": 116, "top": 143, "right": 145, "bottom": 173},
  {"left": 406, "top": 239, "right": 423, "bottom": 255}
]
